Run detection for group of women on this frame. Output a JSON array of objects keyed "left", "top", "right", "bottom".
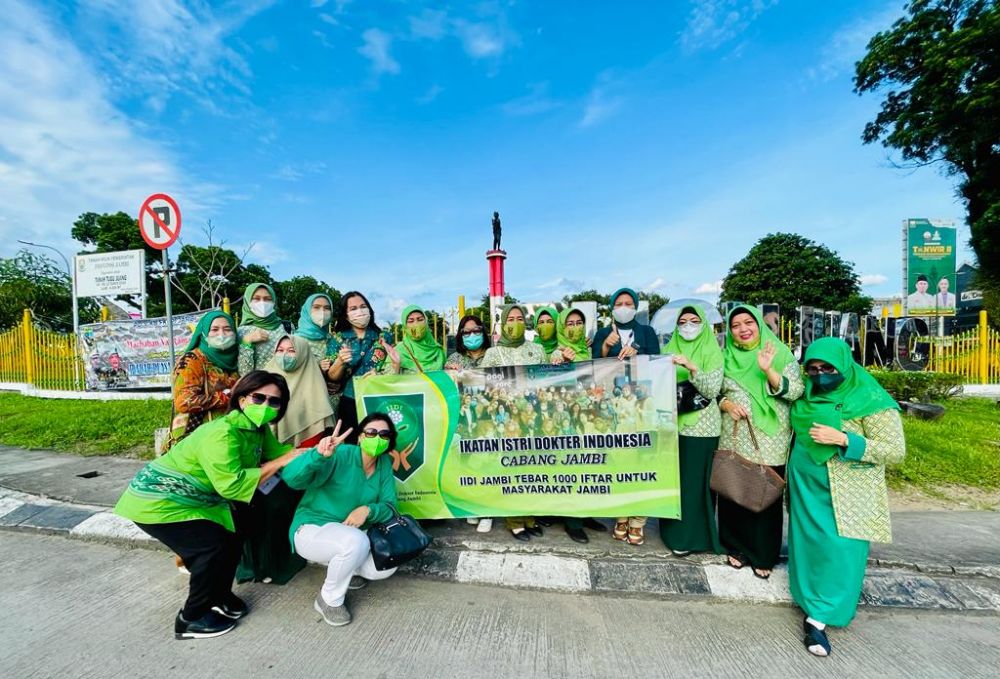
[{"left": 115, "top": 283, "right": 905, "bottom": 659}]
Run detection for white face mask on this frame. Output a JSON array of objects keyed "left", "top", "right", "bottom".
[
  {"left": 612, "top": 306, "right": 636, "bottom": 324},
  {"left": 677, "top": 322, "right": 702, "bottom": 341},
  {"left": 311, "top": 310, "right": 332, "bottom": 327},
  {"left": 205, "top": 334, "right": 236, "bottom": 350},
  {"left": 250, "top": 300, "right": 274, "bottom": 317},
  {"left": 348, "top": 308, "right": 371, "bottom": 328}
]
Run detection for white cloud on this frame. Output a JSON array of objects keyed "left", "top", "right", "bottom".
[
  {"left": 408, "top": 8, "right": 517, "bottom": 61},
  {"left": 680, "top": 0, "right": 778, "bottom": 52},
  {"left": 271, "top": 161, "right": 327, "bottom": 182},
  {"left": 537, "top": 277, "right": 586, "bottom": 291},
  {"left": 643, "top": 277, "right": 669, "bottom": 292},
  {"left": 453, "top": 20, "right": 506, "bottom": 58},
  {"left": 416, "top": 84, "right": 444, "bottom": 105},
  {"left": 358, "top": 28, "right": 400, "bottom": 75},
  {"left": 409, "top": 9, "right": 448, "bottom": 40},
  {"left": 694, "top": 280, "right": 724, "bottom": 295},
  {"left": 502, "top": 82, "right": 560, "bottom": 117},
  {"left": 0, "top": 0, "right": 219, "bottom": 254},
  {"left": 318, "top": 13, "right": 340, "bottom": 28},
  {"left": 807, "top": 5, "right": 901, "bottom": 82},
  {"left": 579, "top": 73, "right": 624, "bottom": 128},
  {"left": 860, "top": 273, "right": 889, "bottom": 286}
]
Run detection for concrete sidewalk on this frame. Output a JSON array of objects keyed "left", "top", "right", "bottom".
[{"left": 2, "top": 446, "right": 999, "bottom": 611}]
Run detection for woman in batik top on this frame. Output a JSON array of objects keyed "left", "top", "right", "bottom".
[{"left": 237, "top": 283, "right": 288, "bottom": 375}]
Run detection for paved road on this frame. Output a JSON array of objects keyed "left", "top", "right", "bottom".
[{"left": 1, "top": 533, "right": 997, "bottom": 678}]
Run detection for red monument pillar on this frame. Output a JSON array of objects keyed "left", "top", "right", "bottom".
[{"left": 487, "top": 249, "right": 506, "bottom": 336}]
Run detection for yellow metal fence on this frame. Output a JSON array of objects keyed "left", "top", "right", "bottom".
[
  {"left": 925, "top": 313, "right": 1000, "bottom": 384},
  {"left": 0, "top": 310, "right": 85, "bottom": 391}
]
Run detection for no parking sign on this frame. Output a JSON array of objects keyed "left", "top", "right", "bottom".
[{"left": 138, "top": 193, "right": 181, "bottom": 249}]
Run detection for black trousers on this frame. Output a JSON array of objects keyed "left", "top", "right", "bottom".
[
  {"left": 137, "top": 511, "right": 246, "bottom": 619},
  {"left": 336, "top": 396, "right": 361, "bottom": 444},
  {"left": 717, "top": 465, "right": 785, "bottom": 569}
]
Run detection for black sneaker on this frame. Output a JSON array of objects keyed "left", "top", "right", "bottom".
[
  {"left": 212, "top": 594, "right": 249, "bottom": 620},
  {"left": 174, "top": 610, "right": 237, "bottom": 640}
]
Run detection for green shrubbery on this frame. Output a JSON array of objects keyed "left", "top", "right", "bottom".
[{"left": 867, "top": 369, "right": 964, "bottom": 402}]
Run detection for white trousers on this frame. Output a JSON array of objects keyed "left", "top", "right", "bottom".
[{"left": 294, "top": 522, "right": 397, "bottom": 606}]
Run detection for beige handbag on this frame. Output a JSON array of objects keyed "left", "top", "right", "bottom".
[{"left": 710, "top": 418, "right": 786, "bottom": 513}]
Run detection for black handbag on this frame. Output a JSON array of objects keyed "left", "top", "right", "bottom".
[
  {"left": 676, "top": 380, "right": 712, "bottom": 415},
  {"left": 367, "top": 505, "right": 433, "bottom": 571}
]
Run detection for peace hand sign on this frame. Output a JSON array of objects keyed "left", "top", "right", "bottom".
[{"left": 316, "top": 419, "right": 353, "bottom": 457}]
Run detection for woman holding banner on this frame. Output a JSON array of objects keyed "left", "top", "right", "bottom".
[
  {"left": 551, "top": 307, "right": 608, "bottom": 543},
  {"left": 658, "top": 305, "right": 724, "bottom": 557},
  {"left": 481, "top": 304, "right": 546, "bottom": 541},
  {"left": 445, "top": 315, "right": 491, "bottom": 370},
  {"left": 718, "top": 305, "right": 802, "bottom": 579},
  {"left": 398, "top": 305, "right": 445, "bottom": 374},
  {"left": 788, "top": 338, "right": 904, "bottom": 657},
  {"left": 238, "top": 284, "right": 289, "bottom": 376},
  {"left": 592, "top": 288, "right": 660, "bottom": 546}
]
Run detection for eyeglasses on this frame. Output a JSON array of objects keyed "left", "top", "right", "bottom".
[
  {"left": 461, "top": 329, "right": 484, "bottom": 336},
  {"left": 805, "top": 364, "right": 839, "bottom": 376},
  {"left": 248, "top": 392, "right": 283, "bottom": 408},
  {"left": 362, "top": 427, "right": 391, "bottom": 439}
]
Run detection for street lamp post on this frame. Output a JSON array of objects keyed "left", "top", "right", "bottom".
[{"left": 17, "top": 240, "right": 71, "bottom": 276}]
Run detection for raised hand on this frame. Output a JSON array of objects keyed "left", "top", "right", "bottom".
[
  {"left": 319, "top": 358, "right": 332, "bottom": 372},
  {"left": 604, "top": 324, "right": 621, "bottom": 350},
  {"left": 757, "top": 341, "right": 777, "bottom": 372},
  {"left": 380, "top": 337, "right": 401, "bottom": 366}
]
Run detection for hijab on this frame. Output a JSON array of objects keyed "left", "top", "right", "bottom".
[
  {"left": 398, "top": 305, "right": 445, "bottom": 372},
  {"left": 663, "top": 305, "right": 724, "bottom": 428},
  {"left": 532, "top": 306, "right": 559, "bottom": 356},
  {"left": 723, "top": 305, "right": 795, "bottom": 436},
  {"left": 239, "top": 283, "right": 282, "bottom": 330},
  {"left": 294, "top": 293, "right": 334, "bottom": 342},
  {"left": 556, "top": 308, "right": 589, "bottom": 362},
  {"left": 264, "top": 335, "right": 334, "bottom": 445},
  {"left": 791, "top": 337, "right": 900, "bottom": 464},
  {"left": 498, "top": 304, "right": 528, "bottom": 348},
  {"left": 183, "top": 310, "right": 238, "bottom": 372}
]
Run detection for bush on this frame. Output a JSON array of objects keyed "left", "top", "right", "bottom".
[{"left": 867, "top": 369, "right": 964, "bottom": 402}]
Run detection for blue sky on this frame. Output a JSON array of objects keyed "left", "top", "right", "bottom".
[{"left": 0, "top": 0, "right": 973, "bottom": 322}]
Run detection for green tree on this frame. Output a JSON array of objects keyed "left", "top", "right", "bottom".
[
  {"left": 855, "top": 0, "right": 1000, "bottom": 312},
  {"left": 637, "top": 291, "right": 670, "bottom": 318},
  {"left": 719, "top": 233, "right": 873, "bottom": 315},
  {"left": 0, "top": 251, "right": 98, "bottom": 331},
  {"left": 272, "top": 276, "right": 342, "bottom": 322}
]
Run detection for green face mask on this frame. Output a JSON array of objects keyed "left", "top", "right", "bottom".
[
  {"left": 277, "top": 353, "right": 297, "bottom": 371},
  {"left": 407, "top": 323, "right": 428, "bottom": 341},
  {"left": 536, "top": 322, "right": 555, "bottom": 340},
  {"left": 205, "top": 334, "right": 236, "bottom": 350},
  {"left": 810, "top": 373, "right": 845, "bottom": 393},
  {"left": 566, "top": 326, "right": 585, "bottom": 343},
  {"left": 505, "top": 320, "right": 525, "bottom": 340},
  {"left": 360, "top": 435, "right": 390, "bottom": 457},
  {"left": 243, "top": 403, "right": 279, "bottom": 427}
]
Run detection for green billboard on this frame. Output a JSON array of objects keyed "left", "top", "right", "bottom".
[{"left": 904, "top": 218, "right": 957, "bottom": 317}]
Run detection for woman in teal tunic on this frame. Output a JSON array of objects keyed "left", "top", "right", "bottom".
[{"left": 787, "top": 337, "right": 904, "bottom": 657}]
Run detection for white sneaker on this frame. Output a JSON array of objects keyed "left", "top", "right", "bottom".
[
  {"left": 476, "top": 518, "right": 493, "bottom": 533},
  {"left": 466, "top": 518, "right": 479, "bottom": 525}
]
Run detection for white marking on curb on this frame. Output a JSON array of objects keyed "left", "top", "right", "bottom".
[
  {"left": 0, "top": 497, "right": 25, "bottom": 520},
  {"left": 456, "top": 551, "right": 591, "bottom": 592},
  {"left": 70, "top": 512, "right": 154, "bottom": 542},
  {"left": 704, "top": 564, "right": 793, "bottom": 603}
]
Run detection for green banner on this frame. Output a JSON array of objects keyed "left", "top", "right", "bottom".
[
  {"left": 354, "top": 355, "right": 680, "bottom": 519},
  {"left": 905, "top": 218, "right": 957, "bottom": 317}
]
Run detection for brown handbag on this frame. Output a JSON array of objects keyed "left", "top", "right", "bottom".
[{"left": 710, "top": 417, "right": 786, "bottom": 513}]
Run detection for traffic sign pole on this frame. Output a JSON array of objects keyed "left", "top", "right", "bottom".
[
  {"left": 162, "top": 248, "right": 176, "bottom": 370},
  {"left": 138, "top": 192, "right": 182, "bottom": 389}
]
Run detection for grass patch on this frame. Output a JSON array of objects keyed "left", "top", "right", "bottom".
[
  {"left": 889, "top": 397, "right": 1000, "bottom": 490},
  {"left": 0, "top": 393, "right": 170, "bottom": 459}
]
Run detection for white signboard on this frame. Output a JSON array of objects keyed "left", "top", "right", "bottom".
[{"left": 75, "top": 250, "right": 146, "bottom": 298}]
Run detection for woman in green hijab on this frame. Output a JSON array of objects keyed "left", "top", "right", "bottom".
[
  {"left": 168, "top": 310, "right": 240, "bottom": 450},
  {"left": 532, "top": 306, "right": 559, "bottom": 360},
  {"left": 717, "top": 305, "right": 803, "bottom": 578},
  {"left": 788, "top": 338, "right": 904, "bottom": 657},
  {"left": 658, "top": 305, "right": 725, "bottom": 556},
  {"left": 397, "top": 305, "right": 445, "bottom": 374},
  {"left": 237, "top": 283, "right": 288, "bottom": 376},
  {"left": 480, "top": 305, "right": 546, "bottom": 541}
]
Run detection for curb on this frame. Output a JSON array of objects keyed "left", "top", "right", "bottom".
[{"left": 3, "top": 487, "right": 998, "bottom": 612}]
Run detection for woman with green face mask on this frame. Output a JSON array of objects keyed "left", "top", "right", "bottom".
[
  {"left": 397, "top": 305, "right": 445, "bottom": 374},
  {"left": 115, "top": 371, "right": 305, "bottom": 640},
  {"left": 549, "top": 308, "right": 609, "bottom": 544},
  {"left": 787, "top": 338, "right": 904, "bottom": 658},
  {"left": 717, "top": 305, "right": 803, "bottom": 579},
  {"left": 658, "top": 305, "right": 725, "bottom": 557},
  {"left": 532, "top": 306, "right": 559, "bottom": 359},
  {"left": 167, "top": 310, "right": 241, "bottom": 450},
  {"left": 284, "top": 413, "right": 401, "bottom": 627},
  {"left": 238, "top": 283, "right": 289, "bottom": 376},
  {"left": 480, "top": 305, "right": 546, "bottom": 540}
]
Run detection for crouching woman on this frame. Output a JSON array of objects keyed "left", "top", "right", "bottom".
[
  {"left": 283, "top": 413, "right": 400, "bottom": 627},
  {"left": 114, "top": 371, "right": 302, "bottom": 640}
]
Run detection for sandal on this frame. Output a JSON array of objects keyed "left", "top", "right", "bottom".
[
  {"left": 626, "top": 526, "right": 644, "bottom": 546},
  {"left": 670, "top": 549, "right": 692, "bottom": 557},
  {"left": 752, "top": 567, "right": 772, "bottom": 580},
  {"left": 803, "top": 619, "right": 831, "bottom": 657},
  {"left": 612, "top": 521, "right": 628, "bottom": 541},
  {"left": 726, "top": 554, "right": 747, "bottom": 570}
]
